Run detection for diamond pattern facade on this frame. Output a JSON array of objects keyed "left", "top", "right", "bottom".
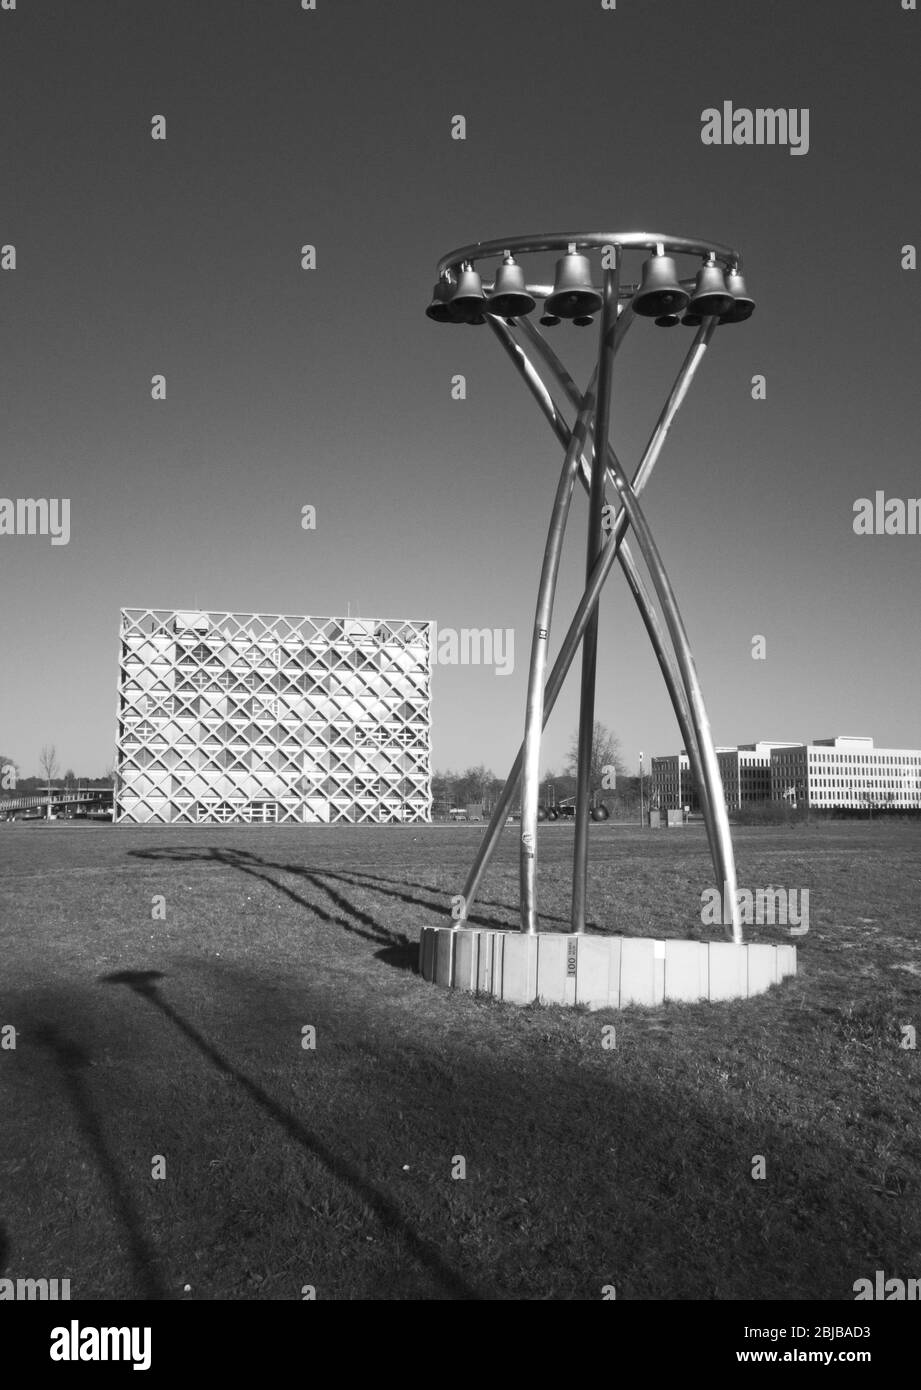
[{"left": 115, "top": 609, "right": 433, "bottom": 825}]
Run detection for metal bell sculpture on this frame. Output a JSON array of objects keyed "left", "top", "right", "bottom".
[
  {"left": 425, "top": 231, "right": 755, "bottom": 945},
  {"left": 719, "top": 268, "right": 755, "bottom": 324},
  {"left": 633, "top": 249, "right": 690, "bottom": 318},
  {"left": 487, "top": 255, "right": 537, "bottom": 318},
  {"left": 448, "top": 263, "right": 486, "bottom": 323},
  {"left": 688, "top": 255, "right": 734, "bottom": 318},
  {"left": 545, "top": 247, "right": 603, "bottom": 320},
  {"left": 425, "top": 277, "right": 453, "bottom": 323}
]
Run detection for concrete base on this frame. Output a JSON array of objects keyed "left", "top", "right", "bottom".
[{"left": 419, "top": 927, "right": 796, "bottom": 1011}]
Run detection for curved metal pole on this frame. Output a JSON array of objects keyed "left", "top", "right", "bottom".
[
  {"left": 523, "top": 320, "right": 740, "bottom": 939},
  {"left": 527, "top": 318, "right": 723, "bottom": 887},
  {"left": 616, "top": 539, "right": 718, "bottom": 846},
  {"left": 517, "top": 372, "right": 598, "bottom": 934},
  {"left": 572, "top": 260, "right": 620, "bottom": 933},
  {"left": 593, "top": 515, "right": 721, "bottom": 889},
  {"left": 485, "top": 303, "right": 635, "bottom": 431},
  {"left": 488, "top": 403, "right": 723, "bottom": 894},
  {"left": 579, "top": 399, "right": 742, "bottom": 943},
  {"left": 458, "top": 323, "right": 714, "bottom": 924},
  {"left": 519, "top": 315, "right": 710, "bottom": 497},
  {"left": 482, "top": 308, "right": 635, "bottom": 935}
]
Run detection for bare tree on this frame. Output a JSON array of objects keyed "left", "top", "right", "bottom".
[
  {"left": 39, "top": 744, "right": 58, "bottom": 819},
  {"left": 455, "top": 764, "right": 492, "bottom": 806},
  {"left": 565, "top": 720, "right": 626, "bottom": 793}
]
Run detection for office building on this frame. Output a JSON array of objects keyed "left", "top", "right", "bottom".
[
  {"left": 652, "top": 734, "right": 921, "bottom": 812},
  {"left": 115, "top": 609, "right": 433, "bottom": 824}
]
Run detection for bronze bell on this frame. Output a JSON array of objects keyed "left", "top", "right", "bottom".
[
  {"left": 425, "top": 279, "right": 454, "bottom": 323},
  {"left": 688, "top": 257, "right": 734, "bottom": 318},
  {"left": 545, "top": 249, "right": 602, "bottom": 320},
  {"left": 719, "top": 268, "right": 756, "bottom": 324},
  {"left": 633, "top": 252, "right": 689, "bottom": 318},
  {"left": 486, "top": 256, "right": 536, "bottom": 318},
  {"left": 448, "top": 263, "right": 486, "bottom": 323}
]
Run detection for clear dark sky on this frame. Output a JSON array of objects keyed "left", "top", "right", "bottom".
[{"left": 2, "top": 0, "right": 919, "bottom": 780}]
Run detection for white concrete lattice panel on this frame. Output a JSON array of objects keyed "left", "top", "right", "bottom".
[{"left": 114, "top": 610, "right": 433, "bottom": 825}]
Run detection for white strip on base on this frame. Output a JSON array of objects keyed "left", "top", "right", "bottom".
[{"left": 419, "top": 927, "right": 797, "bottom": 1010}]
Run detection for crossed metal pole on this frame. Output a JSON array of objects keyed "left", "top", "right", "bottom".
[{"left": 433, "top": 233, "right": 745, "bottom": 945}]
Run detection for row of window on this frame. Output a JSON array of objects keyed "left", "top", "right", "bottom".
[
  {"left": 122, "top": 748, "right": 425, "bottom": 770},
  {"left": 124, "top": 647, "right": 428, "bottom": 670},
  {"left": 119, "top": 738, "right": 429, "bottom": 751},
  {"left": 802, "top": 777, "right": 920, "bottom": 789},
  {"left": 123, "top": 692, "right": 428, "bottom": 714},
  {"left": 120, "top": 781, "right": 430, "bottom": 797},
  {"left": 811, "top": 795, "right": 916, "bottom": 806},
  {"left": 776, "top": 752, "right": 921, "bottom": 766},
  {"left": 116, "top": 794, "right": 432, "bottom": 810},
  {"left": 128, "top": 696, "right": 429, "bottom": 716},
  {"left": 126, "top": 673, "right": 426, "bottom": 694}
]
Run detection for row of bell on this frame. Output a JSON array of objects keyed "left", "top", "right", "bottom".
[{"left": 426, "top": 250, "right": 754, "bottom": 327}]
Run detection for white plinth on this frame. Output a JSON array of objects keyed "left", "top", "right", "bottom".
[{"left": 419, "top": 927, "right": 796, "bottom": 1011}]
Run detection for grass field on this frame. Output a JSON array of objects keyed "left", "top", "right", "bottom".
[{"left": 1, "top": 820, "right": 919, "bottom": 1301}]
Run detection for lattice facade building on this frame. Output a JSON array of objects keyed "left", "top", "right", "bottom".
[{"left": 115, "top": 609, "right": 433, "bottom": 825}]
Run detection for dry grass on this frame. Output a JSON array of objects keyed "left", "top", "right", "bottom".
[{"left": 0, "top": 820, "right": 919, "bottom": 1300}]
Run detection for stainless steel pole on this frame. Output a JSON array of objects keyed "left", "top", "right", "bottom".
[
  {"left": 564, "top": 447, "right": 723, "bottom": 883},
  {"left": 531, "top": 322, "right": 736, "bottom": 933},
  {"left": 612, "top": 536, "right": 721, "bottom": 886},
  {"left": 575, "top": 465, "right": 722, "bottom": 879},
  {"left": 456, "top": 322, "right": 715, "bottom": 925},
  {"left": 518, "top": 371, "right": 599, "bottom": 933},
  {"left": 452, "top": 312, "right": 633, "bottom": 932},
  {"left": 571, "top": 259, "right": 619, "bottom": 933},
  {"left": 576, "top": 377, "right": 742, "bottom": 942}
]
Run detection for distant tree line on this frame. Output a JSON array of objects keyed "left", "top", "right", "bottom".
[
  {"left": 0, "top": 746, "right": 114, "bottom": 796},
  {"left": 432, "top": 722, "right": 650, "bottom": 820}
]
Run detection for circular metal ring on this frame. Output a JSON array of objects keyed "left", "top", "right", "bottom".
[{"left": 436, "top": 231, "right": 742, "bottom": 281}]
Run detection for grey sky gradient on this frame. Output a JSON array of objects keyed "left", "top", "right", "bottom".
[{"left": 2, "top": 0, "right": 919, "bottom": 781}]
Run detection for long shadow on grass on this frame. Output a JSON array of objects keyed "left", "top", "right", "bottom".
[
  {"left": 101, "top": 969, "right": 481, "bottom": 1301},
  {"left": 128, "top": 844, "right": 521, "bottom": 950},
  {"left": 326, "top": 865, "right": 570, "bottom": 931},
  {"left": 100, "top": 965, "right": 919, "bottom": 1300},
  {"left": 131, "top": 845, "right": 421, "bottom": 960},
  {"left": 32, "top": 1023, "right": 171, "bottom": 1300}
]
